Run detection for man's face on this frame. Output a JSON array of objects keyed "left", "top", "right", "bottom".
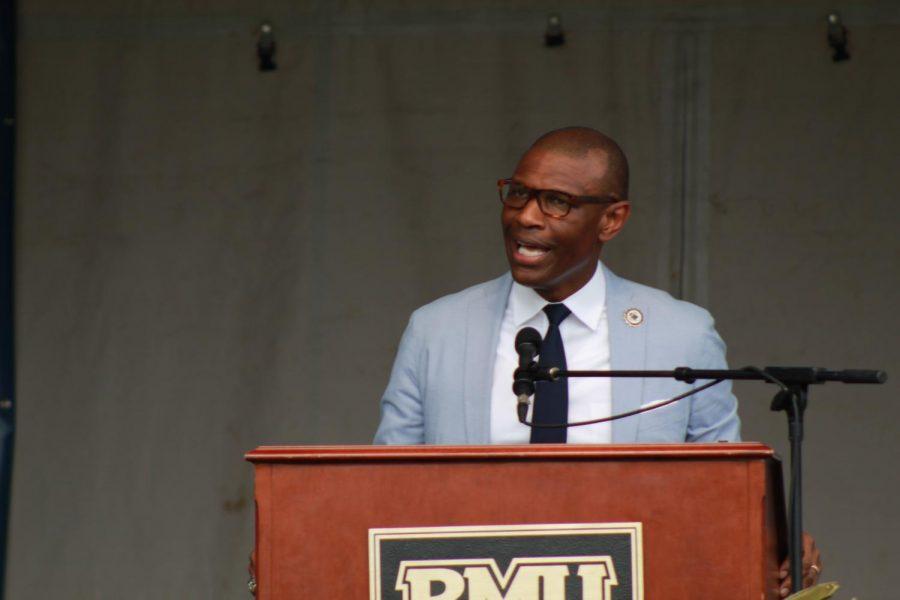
[{"left": 501, "top": 148, "right": 610, "bottom": 302}]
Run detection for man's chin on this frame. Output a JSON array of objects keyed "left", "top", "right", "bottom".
[{"left": 509, "top": 265, "right": 546, "bottom": 289}]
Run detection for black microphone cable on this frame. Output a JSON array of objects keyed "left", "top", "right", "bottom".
[{"left": 518, "top": 378, "right": 725, "bottom": 428}]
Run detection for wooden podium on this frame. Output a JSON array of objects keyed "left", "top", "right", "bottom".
[{"left": 246, "top": 443, "right": 787, "bottom": 599}]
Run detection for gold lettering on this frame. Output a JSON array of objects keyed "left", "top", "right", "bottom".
[
  {"left": 394, "top": 557, "right": 618, "bottom": 600},
  {"left": 577, "top": 562, "right": 617, "bottom": 600},
  {"left": 464, "top": 564, "right": 568, "bottom": 600},
  {"left": 400, "top": 567, "right": 466, "bottom": 600}
]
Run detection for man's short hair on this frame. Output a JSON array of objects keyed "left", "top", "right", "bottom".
[{"left": 529, "top": 126, "right": 629, "bottom": 200}]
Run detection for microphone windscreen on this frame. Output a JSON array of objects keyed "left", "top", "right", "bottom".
[{"left": 515, "top": 327, "right": 542, "bottom": 350}]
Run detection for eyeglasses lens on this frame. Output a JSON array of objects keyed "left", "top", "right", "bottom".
[
  {"left": 538, "top": 191, "right": 571, "bottom": 217},
  {"left": 502, "top": 182, "right": 528, "bottom": 207},
  {"left": 501, "top": 182, "right": 572, "bottom": 217}
]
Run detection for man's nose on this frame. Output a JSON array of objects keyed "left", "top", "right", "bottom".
[{"left": 515, "top": 196, "right": 545, "bottom": 227}]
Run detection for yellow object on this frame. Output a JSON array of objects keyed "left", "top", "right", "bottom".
[{"left": 786, "top": 582, "right": 840, "bottom": 600}]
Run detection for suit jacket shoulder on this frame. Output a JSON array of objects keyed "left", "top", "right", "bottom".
[
  {"left": 408, "top": 273, "right": 510, "bottom": 326},
  {"left": 608, "top": 271, "right": 714, "bottom": 328},
  {"left": 605, "top": 269, "right": 722, "bottom": 361}
]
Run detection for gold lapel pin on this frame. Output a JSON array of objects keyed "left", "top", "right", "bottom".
[{"left": 624, "top": 308, "right": 644, "bottom": 327}]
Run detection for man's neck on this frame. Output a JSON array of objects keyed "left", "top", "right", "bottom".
[{"left": 509, "top": 262, "right": 607, "bottom": 331}]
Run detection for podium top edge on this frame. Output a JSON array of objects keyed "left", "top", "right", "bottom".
[{"left": 245, "top": 442, "right": 776, "bottom": 463}]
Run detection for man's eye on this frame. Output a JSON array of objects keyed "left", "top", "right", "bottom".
[
  {"left": 508, "top": 185, "right": 529, "bottom": 199},
  {"left": 543, "top": 193, "right": 571, "bottom": 208}
]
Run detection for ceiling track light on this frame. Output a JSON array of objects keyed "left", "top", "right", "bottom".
[
  {"left": 545, "top": 13, "right": 565, "bottom": 48},
  {"left": 827, "top": 13, "right": 850, "bottom": 62},
  {"left": 257, "top": 20, "right": 277, "bottom": 72}
]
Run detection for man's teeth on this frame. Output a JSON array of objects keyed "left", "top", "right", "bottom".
[{"left": 518, "top": 244, "right": 548, "bottom": 257}]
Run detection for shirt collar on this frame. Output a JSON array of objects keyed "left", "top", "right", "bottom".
[{"left": 508, "top": 261, "right": 607, "bottom": 331}]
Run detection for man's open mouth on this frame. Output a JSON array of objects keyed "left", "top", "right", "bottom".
[
  {"left": 516, "top": 243, "right": 549, "bottom": 257},
  {"left": 511, "top": 236, "right": 552, "bottom": 261}
]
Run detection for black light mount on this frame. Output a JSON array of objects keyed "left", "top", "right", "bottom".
[
  {"left": 257, "top": 20, "right": 277, "bottom": 72},
  {"left": 545, "top": 13, "right": 565, "bottom": 47},
  {"left": 827, "top": 12, "right": 850, "bottom": 62}
]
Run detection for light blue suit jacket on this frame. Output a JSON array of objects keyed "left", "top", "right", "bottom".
[{"left": 374, "top": 265, "right": 740, "bottom": 445}]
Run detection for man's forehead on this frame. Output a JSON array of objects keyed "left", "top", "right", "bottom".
[{"left": 513, "top": 147, "right": 609, "bottom": 194}]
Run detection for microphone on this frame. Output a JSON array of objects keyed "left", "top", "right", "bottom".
[
  {"left": 515, "top": 327, "right": 541, "bottom": 368},
  {"left": 513, "top": 327, "right": 542, "bottom": 422}
]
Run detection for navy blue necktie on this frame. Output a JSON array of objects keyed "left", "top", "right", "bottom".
[{"left": 530, "top": 303, "right": 571, "bottom": 443}]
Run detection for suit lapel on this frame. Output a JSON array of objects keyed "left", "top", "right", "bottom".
[
  {"left": 604, "top": 265, "right": 647, "bottom": 443},
  {"left": 462, "top": 274, "right": 512, "bottom": 444}
]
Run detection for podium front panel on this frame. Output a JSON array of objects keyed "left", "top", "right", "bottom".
[{"left": 247, "top": 443, "right": 786, "bottom": 599}]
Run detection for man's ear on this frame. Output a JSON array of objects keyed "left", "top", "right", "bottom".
[{"left": 597, "top": 201, "right": 631, "bottom": 243}]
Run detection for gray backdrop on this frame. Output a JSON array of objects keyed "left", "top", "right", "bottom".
[{"left": 9, "top": 1, "right": 900, "bottom": 598}]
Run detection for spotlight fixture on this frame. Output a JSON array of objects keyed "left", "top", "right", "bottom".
[
  {"left": 257, "top": 20, "right": 277, "bottom": 72},
  {"left": 826, "top": 13, "right": 850, "bottom": 62},
  {"left": 544, "top": 13, "right": 565, "bottom": 47}
]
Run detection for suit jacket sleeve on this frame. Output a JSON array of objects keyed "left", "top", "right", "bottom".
[
  {"left": 685, "top": 312, "right": 741, "bottom": 442},
  {"left": 373, "top": 311, "right": 426, "bottom": 444}
]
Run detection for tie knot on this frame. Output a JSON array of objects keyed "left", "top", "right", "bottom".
[{"left": 543, "top": 303, "right": 571, "bottom": 327}]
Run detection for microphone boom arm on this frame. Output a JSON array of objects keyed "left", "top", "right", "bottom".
[{"left": 518, "top": 362, "right": 886, "bottom": 593}]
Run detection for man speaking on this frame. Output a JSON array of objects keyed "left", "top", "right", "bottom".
[
  {"left": 374, "top": 126, "right": 739, "bottom": 445},
  {"left": 372, "top": 126, "right": 823, "bottom": 593}
]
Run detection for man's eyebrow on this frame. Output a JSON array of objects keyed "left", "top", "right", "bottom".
[{"left": 509, "top": 179, "right": 582, "bottom": 197}]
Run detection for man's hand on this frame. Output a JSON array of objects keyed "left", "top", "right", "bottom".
[
  {"left": 778, "top": 532, "right": 821, "bottom": 597},
  {"left": 248, "top": 550, "right": 257, "bottom": 596}
]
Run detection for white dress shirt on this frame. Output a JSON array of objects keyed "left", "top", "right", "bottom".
[{"left": 489, "top": 262, "right": 613, "bottom": 444}]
